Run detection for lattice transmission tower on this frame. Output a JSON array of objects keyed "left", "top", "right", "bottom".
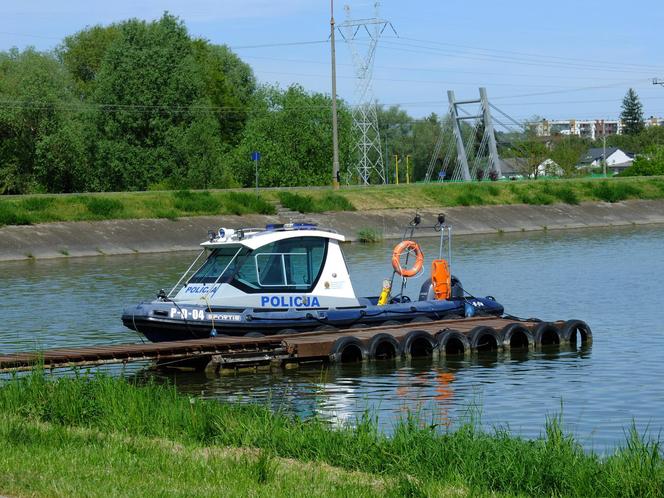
[{"left": 338, "top": 3, "right": 395, "bottom": 184}]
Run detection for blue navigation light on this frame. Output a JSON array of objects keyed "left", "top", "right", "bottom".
[{"left": 292, "top": 223, "right": 317, "bottom": 229}]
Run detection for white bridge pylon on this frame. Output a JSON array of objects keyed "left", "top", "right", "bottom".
[{"left": 425, "top": 87, "right": 505, "bottom": 183}]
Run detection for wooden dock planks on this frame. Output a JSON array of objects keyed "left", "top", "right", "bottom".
[{"left": 0, "top": 316, "right": 578, "bottom": 373}]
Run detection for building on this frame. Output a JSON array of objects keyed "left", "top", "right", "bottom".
[
  {"left": 499, "top": 157, "right": 562, "bottom": 178},
  {"left": 534, "top": 119, "right": 624, "bottom": 140},
  {"left": 578, "top": 147, "right": 634, "bottom": 174},
  {"left": 534, "top": 117, "right": 663, "bottom": 139},
  {"left": 646, "top": 116, "right": 664, "bottom": 128}
]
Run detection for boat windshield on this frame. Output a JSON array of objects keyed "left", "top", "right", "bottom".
[{"left": 188, "top": 246, "right": 248, "bottom": 284}]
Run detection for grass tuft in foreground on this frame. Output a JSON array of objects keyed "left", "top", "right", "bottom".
[{"left": 1, "top": 372, "right": 663, "bottom": 497}]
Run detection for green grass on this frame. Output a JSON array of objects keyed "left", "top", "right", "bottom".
[
  {"left": 0, "top": 416, "right": 386, "bottom": 498},
  {"left": 0, "top": 190, "right": 277, "bottom": 227},
  {"left": 1, "top": 371, "right": 663, "bottom": 497},
  {"left": 278, "top": 191, "right": 355, "bottom": 213},
  {"left": 357, "top": 228, "right": 383, "bottom": 243},
  {"left": 1, "top": 176, "right": 663, "bottom": 228}
]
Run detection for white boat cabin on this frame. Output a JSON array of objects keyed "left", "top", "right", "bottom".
[{"left": 171, "top": 224, "right": 360, "bottom": 309}]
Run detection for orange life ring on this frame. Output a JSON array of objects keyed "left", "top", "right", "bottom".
[{"left": 391, "top": 240, "right": 424, "bottom": 277}]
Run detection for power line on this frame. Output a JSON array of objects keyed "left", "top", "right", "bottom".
[
  {"left": 255, "top": 68, "right": 582, "bottom": 88},
  {"left": 369, "top": 39, "right": 659, "bottom": 76},
  {"left": 240, "top": 54, "right": 643, "bottom": 82},
  {"left": 393, "top": 36, "right": 664, "bottom": 72},
  {"left": 229, "top": 40, "right": 328, "bottom": 49}
]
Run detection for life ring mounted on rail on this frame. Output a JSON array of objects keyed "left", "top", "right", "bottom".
[{"left": 391, "top": 240, "right": 424, "bottom": 277}]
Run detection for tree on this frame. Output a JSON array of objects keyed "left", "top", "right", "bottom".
[
  {"left": 0, "top": 48, "right": 78, "bottom": 193},
  {"left": 620, "top": 88, "right": 644, "bottom": 136},
  {"left": 57, "top": 24, "right": 121, "bottom": 99},
  {"left": 191, "top": 40, "right": 256, "bottom": 145},
  {"left": 550, "top": 135, "right": 590, "bottom": 177},
  {"left": 224, "top": 84, "right": 353, "bottom": 187},
  {"left": 511, "top": 138, "right": 549, "bottom": 178},
  {"left": 619, "top": 145, "right": 664, "bottom": 176}
]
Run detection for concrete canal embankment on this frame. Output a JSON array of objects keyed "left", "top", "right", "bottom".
[{"left": 1, "top": 199, "right": 663, "bottom": 261}]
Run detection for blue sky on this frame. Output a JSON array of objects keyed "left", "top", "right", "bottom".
[{"left": 2, "top": 0, "right": 663, "bottom": 123}]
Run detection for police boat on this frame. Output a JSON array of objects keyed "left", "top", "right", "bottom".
[{"left": 122, "top": 216, "right": 504, "bottom": 342}]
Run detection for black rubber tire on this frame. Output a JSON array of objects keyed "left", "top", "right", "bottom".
[
  {"left": 402, "top": 330, "right": 437, "bottom": 358},
  {"left": 329, "top": 336, "right": 368, "bottom": 363},
  {"left": 532, "top": 322, "right": 562, "bottom": 347},
  {"left": 315, "top": 325, "right": 338, "bottom": 332},
  {"left": 367, "top": 333, "right": 402, "bottom": 360},
  {"left": 381, "top": 320, "right": 402, "bottom": 327},
  {"left": 500, "top": 323, "right": 534, "bottom": 350},
  {"left": 468, "top": 326, "right": 502, "bottom": 352},
  {"left": 244, "top": 331, "right": 265, "bottom": 338},
  {"left": 560, "top": 319, "right": 592, "bottom": 346},
  {"left": 349, "top": 323, "right": 369, "bottom": 329},
  {"left": 410, "top": 316, "right": 433, "bottom": 323},
  {"left": 437, "top": 330, "right": 470, "bottom": 356}
]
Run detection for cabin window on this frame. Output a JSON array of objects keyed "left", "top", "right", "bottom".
[
  {"left": 188, "top": 246, "right": 246, "bottom": 284},
  {"left": 231, "top": 237, "right": 327, "bottom": 293}
]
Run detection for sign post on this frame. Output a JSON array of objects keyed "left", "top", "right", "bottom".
[{"left": 251, "top": 151, "right": 261, "bottom": 192}]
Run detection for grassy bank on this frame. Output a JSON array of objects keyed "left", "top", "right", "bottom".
[
  {"left": 1, "top": 176, "right": 664, "bottom": 227},
  {"left": 1, "top": 372, "right": 662, "bottom": 497},
  {"left": 0, "top": 190, "right": 277, "bottom": 227}
]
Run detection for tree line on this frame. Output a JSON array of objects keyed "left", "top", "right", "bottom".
[
  {"left": 0, "top": 14, "right": 359, "bottom": 194},
  {"left": 2, "top": 15, "right": 663, "bottom": 195}
]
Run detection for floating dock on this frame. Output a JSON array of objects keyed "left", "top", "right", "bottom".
[{"left": 0, "top": 316, "right": 592, "bottom": 373}]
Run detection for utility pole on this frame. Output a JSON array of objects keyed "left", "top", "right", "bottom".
[
  {"left": 394, "top": 154, "right": 399, "bottom": 185},
  {"left": 330, "top": 0, "right": 340, "bottom": 190},
  {"left": 406, "top": 155, "right": 411, "bottom": 184},
  {"left": 602, "top": 134, "right": 607, "bottom": 177}
]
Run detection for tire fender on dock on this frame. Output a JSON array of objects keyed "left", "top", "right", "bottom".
[
  {"left": 468, "top": 326, "right": 503, "bottom": 352},
  {"left": 532, "top": 322, "right": 562, "bottom": 347},
  {"left": 500, "top": 323, "right": 534, "bottom": 350},
  {"left": 367, "top": 333, "right": 402, "bottom": 360},
  {"left": 437, "top": 329, "right": 470, "bottom": 356},
  {"left": 329, "top": 336, "right": 368, "bottom": 364},
  {"left": 560, "top": 319, "right": 592, "bottom": 346},
  {"left": 401, "top": 330, "right": 437, "bottom": 358}
]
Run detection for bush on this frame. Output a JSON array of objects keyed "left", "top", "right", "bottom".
[
  {"left": 225, "top": 192, "right": 275, "bottom": 215},
  {"left": 172, "top": 190, "right": 221, "bottom": 213},
  {"left": 83, "top": 197, "right": 124, "bottom": 217},
  {"left": 20, "top": 197, "right": 55, "bottom": 212},
  {"left": 357, "top": 228, "right": 383, "bottom": 243},
  {"left": 278, "top": 192, "right": 314, "bottom": 213},
  {"left": 315, "top": 193, "right": 355, "bottom": 212},
  {"left": 619, "top": 146, "right": 664, "bottom": 177},
  {"left": 590, "top": 181, "right": 642, "bottom": 203},
  {"left": 278, "top": 191, "right": 354, "bottom": 213},
  {"left": 0, "top": 202, "right": 32, "bottom": 226}
]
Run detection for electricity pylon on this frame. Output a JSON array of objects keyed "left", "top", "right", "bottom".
[{"left": 338, "top": 3, "right": 396, "bottom": 184}]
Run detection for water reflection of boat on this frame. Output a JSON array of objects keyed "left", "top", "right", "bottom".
[{"left": 122, "top": 215, "right": 503, "bottom": 342}]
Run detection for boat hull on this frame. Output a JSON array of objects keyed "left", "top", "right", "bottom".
[{"left": 122, "top": 297, "right": 504, "bottom": 342}]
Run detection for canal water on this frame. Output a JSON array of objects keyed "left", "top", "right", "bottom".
[{"left": 2, "top": 225, "right": 664, "bottom": 452}]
